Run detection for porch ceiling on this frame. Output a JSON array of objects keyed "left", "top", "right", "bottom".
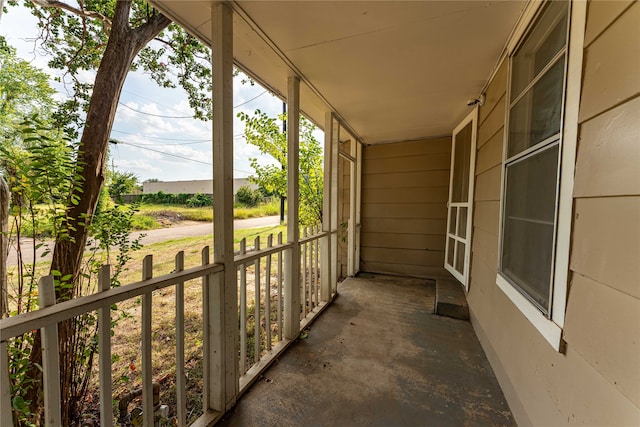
[{"left": 150, "top": 1, "right": 525, "bottom": 144}]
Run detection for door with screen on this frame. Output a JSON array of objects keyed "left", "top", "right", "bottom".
[{"left": 444, "top": 108, "right": 477, "bottom": 289}]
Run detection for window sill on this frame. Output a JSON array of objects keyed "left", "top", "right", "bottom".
[{"left": 496, "top": 273, "right": 563, "bottom": 352}]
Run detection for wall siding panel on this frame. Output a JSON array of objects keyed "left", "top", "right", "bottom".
[
  {"left": 574, "top": 96, "right": 640, "bottom": 197},
  {"left": 564, "top": 273, "right": 640, "bottom": 407},
  {"left": 578, "top": 2, "right": 640, "bottom": 122},
  {"left": 361, "top": 138, "right": 451, "bottom": 278},
  {"left": 570, "top": 196, "right": 640, "bottom": 298}
]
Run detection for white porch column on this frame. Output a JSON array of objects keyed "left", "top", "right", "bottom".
[
  {"left": 209, "top": 1, "right": 238, "bottom": 412},
  {"left": 355, "top": 141, "right": 362, "bottom": 274},
  {"left": 284, "top": 76, "right": 301, "bottom": 340},
  {"left": 330, "top": 118, "right": 339, "bottom": 292},
  {"left": 347, "top": 140, "right": 359, "bottom": 277},
  {"left": 322, "top": 113, "right": 339, "bottom": 300}
]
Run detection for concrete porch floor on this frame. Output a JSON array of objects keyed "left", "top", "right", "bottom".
[{"left": 219, "top": 273, "right": 515, "bottom": 426}]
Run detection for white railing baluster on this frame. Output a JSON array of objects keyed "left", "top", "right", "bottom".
[
  {"left": 98, "top": 265, "right": 113, "bottom": 427},
  {"left": 277, "top": 232, "right": 283, "bottom": 341},
  {"left": 239, "top": 239, "right": 247, "bottom": 374},
  {"left": 1, "top": 340, "right": 13, "bottom": 426},
  {"left": 265, "top": 234, "right": 273, "bottom": 350},
  {"left": 175, "top": 252, "right": 186, "bottom": 427},
  {"left": 201, "top": 247, "right": 211, "bottom": 414},
  {"left": 311, "top": 226, "right": 315, "bottom": 310},
  {"left": 141, "top": 255, "right": 153, "bottom": 427},
  {"left": 302, "top": 228, "right": 308, "bottom": 316},
  {"left": 315, "top": 225, "right": 320, "bottom": 307},
  {"left": 253, "top": 237, "right": 261, "bottom": 363},
  {"left": 39, "top": 275, "right": 61, "bottom": 426}
]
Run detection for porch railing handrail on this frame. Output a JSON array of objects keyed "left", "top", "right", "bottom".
[{"left": 0, "top": 262, "right": 224, "bottom": 342}]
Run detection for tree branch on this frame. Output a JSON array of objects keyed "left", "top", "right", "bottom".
[{"left": 30, "top": 0, "right": 112, "bottom": 29}]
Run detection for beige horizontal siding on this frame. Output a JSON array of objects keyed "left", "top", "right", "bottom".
[
  {"left": 362, "top": 170, "right": 450, "bottom": 189},
  {"left": 475, "top": 129, "right": 504, "bottom": 175},
  {"left": 578, "top": 1, "right": 640, "bottom": 122},
  {"left": 584, "top": 0, "right": 635, "bottom": 47},
  {"left": 360, "top": 138, "right": 451, "bottom": 278},
  {"left": 477, "top": 95, "right": 505, "bottom": 148},
  {"left": 361, "top": 233, "right": 445, "bottom": 251},
  {"left": 474, "top": 165, "right": 501, "bottom": 202},
  {"left": 479, "top": 59, "right": 508, "bottom": 126},
  {"left": 574, "top": 96, "right": 640, "bottom": 197},
  {"left": 361, "top": 218, "right": 447, "bottom": 235},
  {"left": 363, "top": 137, "right": 450, "bottom": 159},
  {"left": 570, "top": 196, "right": 640, "bottom": 299}
]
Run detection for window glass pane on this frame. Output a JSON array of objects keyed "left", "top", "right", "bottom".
[
  {"left": 447, "top": 238, "right": 455, "bottom": 266},
  {"left": 451, "top": 122, "right": 472, "bottom": 202},
  {"left": 501, "top": 144, "right": 559, "bottom": 312},
  {"left": 511, "top": 1, "right": 568, "bottom": 101},
  {"left": 455, "top": 241, "right": 465, "bottom": 274},
  {"left": 508, "top": 58, "right": 565, "bottom": 157},
  {"left": 459, "top": 207, "right": 468, "bottom": 239},
  {"left": 449, "top": 207, "right": 456, "bottom": 234}
]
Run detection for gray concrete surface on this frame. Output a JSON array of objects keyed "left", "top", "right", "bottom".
[
  {"left": 6, "top": 215, "right": 280, "bottom": 266},
  {"left": 219, "top": 273, "right": 514, "bottom": 427}
]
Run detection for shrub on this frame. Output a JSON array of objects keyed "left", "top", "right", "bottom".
[
  {"left": 186, "top": 193, "right": 213, "bottom": 207},
  {"left": 236, "top": 185, "right": 262, "bottom": 207}
]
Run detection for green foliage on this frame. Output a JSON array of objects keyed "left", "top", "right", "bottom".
[
  {"left": 108, "top": 170, "right": 139, "bottom": 203},
  {"left": 236, "top": 185, "right": 263, "bottom": 207},
  {"left": 140, "top": 191, "right": 204, "bottom": 205},
  {"left": 0, "top": 36, "right": 57, "bottom": 147},
  {"left": 186, "top": 193, "right": 212, "bottom": 208},
  {"left": 238, "top": 110, "right": 323, "bottom": 225}
]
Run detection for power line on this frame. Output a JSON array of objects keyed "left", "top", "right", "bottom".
[
  {"left": 233, "top": 90, "right": 268, "bottom": 108},
  {"left": 111, "top": 129, "right": 210, "bottom": 143},
  {"left": 118, "top": 101, "right": 194, "bottom": 119},
  {"left": 117, "top": 90, "right": 269, "bottom": 119},
  {"left": 110, "top": 139, "right": 255, "bottom": 175}
]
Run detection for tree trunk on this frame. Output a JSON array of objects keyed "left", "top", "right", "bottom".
[
  {"left": 23, "top": 2, "right": 171, "bottom": 423},
  {"left": 0, "top": 175, "right": 9, "bottom": 319}
]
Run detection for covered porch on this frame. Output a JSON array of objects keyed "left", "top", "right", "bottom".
[{"left": 1, "top": 1, "right": 528, "bottom": 426}]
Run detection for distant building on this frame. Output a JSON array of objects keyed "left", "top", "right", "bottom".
[{"left": 142, "top": 178, "right": 256, "bottom": 195}]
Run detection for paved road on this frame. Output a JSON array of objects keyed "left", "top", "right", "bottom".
[{"left": 6, "top": 215, "right": 280, "bottom": 267}]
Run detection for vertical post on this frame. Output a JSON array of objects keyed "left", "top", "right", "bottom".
[
  {"left": 211, "top": 0, "right": 238, "bottom": 412},
  {"left": 239, "top": 239, "right": 247, "bottom": 374},
  {"left": 355, "top": 141, "right": 362, "bottom": 275},
  {"left": 175, "top": 252, "right": 186, "bottom": 427},
  {"left": 284, "top": 76, "right": 301, "bottom": 340},
  {"left": 39, "top": 275, "right": 61, "bottom": 426},
  {"left": 0, "top": 176, "right": 9, "bottom": 319},
  {"left": 330, "top": 117, "right": 340, "bottom": 293},
  {"left": 141, "top": 255, "right": 153, "bottom": 427},
  {"left": 200, "top": 247, "right": 211, "bottom": 411},
  {"left": 253, "top": 237, "right": 261, "bottom": 363},
  {"left": 265, "top": 234, "right": 273, "bottom": 350},
  {"left": 1, "top": 340, "right": 12, "bottom": 427},
  {"left": 347, "top": 140, "right": 358, "bottom": 277},
  {"left": 321, "top": 113, "right": 334, "bottom": 302},
  {"left": 98, "top": 265, "right": 113, "bottom": 427}
]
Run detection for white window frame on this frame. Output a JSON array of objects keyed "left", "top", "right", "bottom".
[{"left": 496, "top": 0, "right": 586, "bottom": 352}]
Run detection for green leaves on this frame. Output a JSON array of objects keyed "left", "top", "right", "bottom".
[{"left": 238, "top": 110, "right": 324, "bottom": 225}]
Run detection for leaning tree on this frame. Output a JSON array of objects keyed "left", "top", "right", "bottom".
[{"left": 5, "top": 0, "right": 214, "bottom": 423}]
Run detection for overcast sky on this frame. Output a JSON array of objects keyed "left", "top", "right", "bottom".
[{"left": 0, "top": 3, "right": 313, "bottom": 182}]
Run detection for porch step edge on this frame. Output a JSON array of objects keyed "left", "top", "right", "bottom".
[{"left": 435, "top": 278, "right": 469, "bottom": 321}]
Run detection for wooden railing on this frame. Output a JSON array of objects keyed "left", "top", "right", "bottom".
[{"left": 0, "top": 229, "right": 336, "bottom": 427}]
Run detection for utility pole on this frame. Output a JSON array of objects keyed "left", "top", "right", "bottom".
[{"left": 281, "top": 101, "right": 286, "bottom": 224}]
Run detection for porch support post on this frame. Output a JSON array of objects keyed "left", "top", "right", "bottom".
[
  {"left": 355, "top": 141, "right": 362, "bottom": 274},
  {"left": 284, "top": 76, "right": 301, "bottom": 340},
  {"left": 210, "top": 1, "right": 238, "bottom": 412},
  {"left": 321, "top": 113, "right": 335, "bottom": 301},
  {"left": 347, "top": 140, "right": 358, "bottom": 277},
  {"left": 330, "top": 118, "right": 339, "bottom": 292}
]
